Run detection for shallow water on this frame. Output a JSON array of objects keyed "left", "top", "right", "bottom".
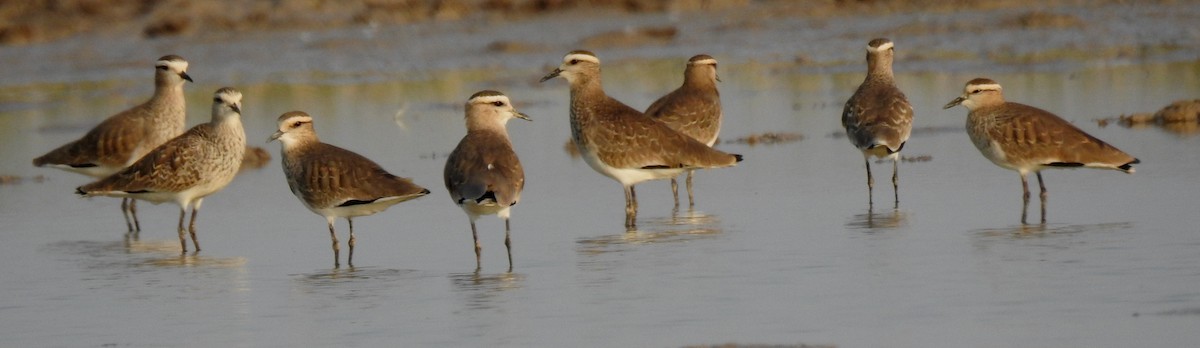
[{"left": 2, "top": 59, "right": 1200, "bottom": 347}]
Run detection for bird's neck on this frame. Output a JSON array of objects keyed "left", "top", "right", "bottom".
[
  {"left": 145, "top": 80, "right": 187, "bottom": 133},
  {"left": 466, "top": 117, "right": 509, "bottom": 135},
  {"left": 866, "top": 56, "right": 894, "bottom": 83},
  {"left": 281, "top": 132, "right": 320, "bottom": 153},
  {"left": 682, "top": 78, "right": 717, "bottom": 96},
  {"left": 568, "top": 76, "right": 604, "bottom": 114},
  {"left": 211, "top": 114, "right": 243, "bottom": 138},
  {"left": 152, "top": 74, "right": 185, "bottom": 97},
  {"left": 683, "top": 69, "right": 716, "bottom": 89}
]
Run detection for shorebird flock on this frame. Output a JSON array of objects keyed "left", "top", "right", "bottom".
[{"left": 33, "top": 39, "right": 1140, "bottom": 268}]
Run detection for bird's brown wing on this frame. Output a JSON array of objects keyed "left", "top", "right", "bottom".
[{"left": 444, "top": 131, "right": 524, "bottom": 207}]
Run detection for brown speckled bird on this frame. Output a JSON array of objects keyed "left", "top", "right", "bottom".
[
  {"left": 540, "top": 50, "right": 742, "bottom": 229},
  {"left": 644, "top": 54, "right": 723, "bottom": 208},
  {"left": 944, "top": 77, "right": 1140, "bottom": 224},
  {"left": 77, "top": 87, "right": 246, "bottom": 253},
  {"left": 270, "top": 110, "right": 430, "bottom": 268},
  {"left": 34, "top": 55, "right": 192, "bottom": 231},
  {"left": 842, "top": 38, "right": 913, "bottom": 208},
  {"left": 444, "top": 90, "right": 530, "bottom": 271}
]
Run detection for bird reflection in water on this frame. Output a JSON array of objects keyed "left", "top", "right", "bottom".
[
  {"left": 577, "top": 208, "right": 723, "bottom": 255},
  {"left": 845, "top": 206, "right": 908, "bottom": 230},
  {"left": 122, "top": 231, "right": 180, "bottom": 254},
  {"left": 120, "top": 231, "right": 246, "bottom": 267},
  {"left": 449, "top": 269, "right": 525, "bottom": 311},
  {"left": 973, "top": 221, "right": 1133, "bottom": 238},
  {"left": 141, "top": 254, "right": 247, "bottom": 268},
  {"left": 296, "top": 267, "right": 418, "bottom": 302},
  {"left": 300, "top": 267, "right": 416, "bottom": 284},
  {"left": 303, "top": 266, "right": 369, "bottom": 282}
]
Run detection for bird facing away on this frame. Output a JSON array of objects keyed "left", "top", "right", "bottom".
[
  {"left": 270, "top": 110, "right": 430, "bottom": 268},
  {"left": 34, "top": 55, "right": 193, "bottom": 232},
  {"left": 943, "top": 78, "right": 1140, "bottom": 224},
  {"left": 644, "top": 54, "right": 723, "bottom": 208},
  {"left": 841, "top": 38, "right": 913, "bottom": 208},
  {"left": 444, "top": 90, "right": 531, "bottom": 271},
  {"left": 77, "top": 87, "right": 247, "bottom": 252},
  {"left": 540, "top": 50, "right": 743, "bottom": 229}
]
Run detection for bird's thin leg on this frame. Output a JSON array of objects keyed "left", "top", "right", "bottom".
[
  {"left": 631, "top": 185, "right": 638, "bottom": 212},
  {"left": 686, "top": 170, "right": 696, "bottom": 207},
  {"left": 670, "top": 178, "right": 680, "bottom": 207},
  {"left": 121, "top": 198, "right": 134, "bottom": 232},
  {"left": 628, "top": 186, "right": 638, "bottom": 226},
  {"left": 1020, "top": 173, "right": 1031, "bottom": 225},
  {"left": 504, "top": 218, "right": 513, "bottom": 272},
  {"left": 624, "top": 186, "right": 632, "bottom": 213},
  {"left": 328, "top": 221, "right": 340, "bottom": 268},
  {"left": 892, "top": 157, "right": 900, "bottom": 208},
  {"left": 188, "top": 206, "right": 200, "bottom": 252},
  {"left": 1037, "top": 172, "right": 1048, "bottom": 224},
  {"left": 347, "top": 218, "right": 356, "bottom": 268},
  {"left": 124, "top": 227, "right": 139, "bottom": 243},
  {"left": 864, "top": 158, "right": 874, "bottom": 207},
  {"left": 177, "top": 207, "right": 188, "bottom": 252},
  {"left": 471, "top": 221, "right": 481, "bottom": 269},
  {"left": 624, "top": 185, "right": 638, "bottom": 229},
  {"left": 130, "top": 199, "right": 141, "bottom": 232}
]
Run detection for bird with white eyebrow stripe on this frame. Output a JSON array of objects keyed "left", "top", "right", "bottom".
[
  {"left": 644, "top": 54, "right": 724, "bottom": 208},
  {"left": 35, "top": 55, "right": 193, "bottom": 232},
  {"left": 541, "top": 50, "right": 743, "bottom": 229},
  {"left": 944, "top": 77, "right": 1140, "bottom": 224},
  {"left": 270, "top": 110, "right": 430, "bottom": 268},
  {"left": 444, "top": 90, "right": 530, "bottom": 271},
  {"left": 77, "top": 87, "right": 246, "bottom": 253},
  {"left": 842, "top": 38, "right": 913, "bottom": 208}
]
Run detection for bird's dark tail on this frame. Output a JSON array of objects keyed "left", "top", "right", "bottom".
[{"left": 1118, "top": 158, "right": 1140, "bottom": 173}]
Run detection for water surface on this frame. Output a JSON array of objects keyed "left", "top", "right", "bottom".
[{"left": 2, "top": 59, "right": 1199, "bottom": 347}]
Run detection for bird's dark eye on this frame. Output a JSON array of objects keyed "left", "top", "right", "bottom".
[
  {"left": 492, "top": 101, "right": 504, "bottom": 107},
  {"left": 213, "top": 97, "right": 221, "bottom": 102},
  {"left": 569, "top": 59, "right": 578, "bottom": 65},
  {"left": 970, "top": 89, "right": 981, "bottom": 94},
  {"left": 157, "top": 66, "right": 167, "bottom": 70},
  {"left": 292, "top": 121, "right": 302, "bottom": 128}
]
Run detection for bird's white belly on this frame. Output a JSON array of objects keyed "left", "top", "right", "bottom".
[
  {"left": 51, "top": 164, "right": 122, "bottom": 179},
  {"left": 316, "top": 196, "right": 407, "bottom": 220},
  {"left": 458, "top": 201, "right": 510, "bottom": 220},
  {"left": 578, "top": 144, "right": 685, "bottom": 186},
  {"left": 978, "top": 140, "right": 1026, "bottom": 171}
]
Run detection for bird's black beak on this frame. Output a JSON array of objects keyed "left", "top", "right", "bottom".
[
  {"left": 943, "top": 96, "right": 965, "bottom": 109},
  {"left": 539, "top": 68, "right": 562, "bottom": 83}
]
